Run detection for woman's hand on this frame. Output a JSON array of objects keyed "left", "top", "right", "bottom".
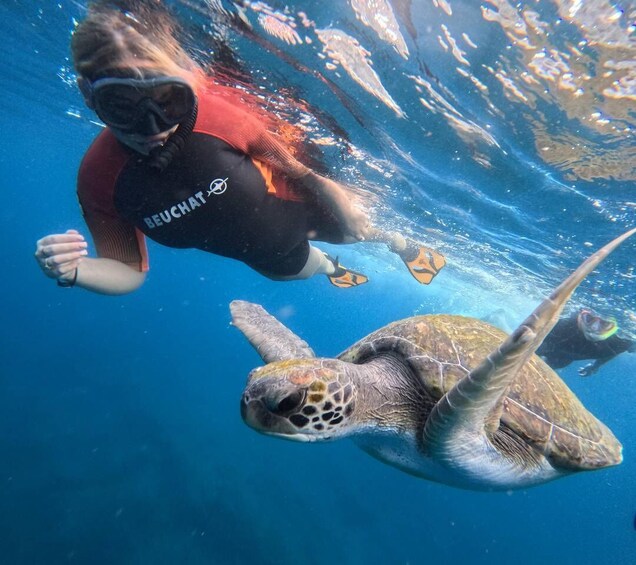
[
  {"left": 337, "top": 203, "right": 370, "bottom": 242},
  {"left": 35, "top": 229, "right": 88, "bottom": 281},
  {"left": 35, "top": 230, "right": 146, "bottom": 294},
  {"left": 298, "top": 172, "right": 370, "bottom": 241},
  {"left": 577, "top": 362, "right": 599, "bottom": 377}
]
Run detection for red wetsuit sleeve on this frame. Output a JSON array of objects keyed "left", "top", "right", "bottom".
[
  {"left": 77, "top": 130, "right": 149, "bottom": 272},
  {"left": 195, "top": 92, "right": 311, "bottom": 180},
  {"left": 246, "top": 124, "right": 310, "bottom": 179}
]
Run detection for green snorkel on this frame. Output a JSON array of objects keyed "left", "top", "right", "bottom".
[{"left": 578, "top": 308, "right": 619, "bottom": 342}]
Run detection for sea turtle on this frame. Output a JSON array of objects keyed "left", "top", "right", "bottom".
[{"left": 232, "top": 228, "right": 634, "bottom": 490}]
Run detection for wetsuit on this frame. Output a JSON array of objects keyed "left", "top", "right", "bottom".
[
  {"left": 537, "top": 315, "right": 634, "bottom": 369},
  {"left": 77, "top": 89, "right": 344, "bottom": 277}
]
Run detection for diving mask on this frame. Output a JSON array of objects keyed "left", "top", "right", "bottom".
[
  {"left": 577, "top": 308, "right": 618, "bottom": 342},
  {"left": 81, "top": 76, "right": 196, "bottom": 135}
]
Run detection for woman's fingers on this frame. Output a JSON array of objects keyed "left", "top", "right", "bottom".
[
  {"left": 41, "top": 254, "right": 85, "bottom": 279},
  {"left": 37, "top": 232, "right": 85, "bottom": 251},
  {"left": 47, "top": 250, "right": 88, "bottom": 268},
  {"left": 347, "top": 208, "right": 370, "bottom": 241},
  {"left": 35, "top": 232, "right": 88, "bottom": 279},
  {"left": 39, "top": 241, "right": 88, "bottom": 258}
]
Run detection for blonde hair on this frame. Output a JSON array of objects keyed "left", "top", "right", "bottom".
[
  {"left": 71, "top": 0, "right": 202, "bottom": 84},
  {"left": 72, "top": 1, "right": 314, "bottom": 167}
]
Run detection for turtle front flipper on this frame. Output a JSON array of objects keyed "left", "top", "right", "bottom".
[
  {"left": 230, "top": 300, "right": 316, "bottom": 363},
  {"left": 423, "top": 228, "right": 635, "bottom": 475}
]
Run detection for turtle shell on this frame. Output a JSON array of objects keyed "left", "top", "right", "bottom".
[{"left": 338, "top": 314, "right": 622, "bottom": 470}]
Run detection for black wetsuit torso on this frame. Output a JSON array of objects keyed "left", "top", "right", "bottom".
[
  {"left": 114, "top": 134, "right": 340, "bottom": 276},
  {"left": 537, "top": 316, "right": 634, "bottom": 369}
]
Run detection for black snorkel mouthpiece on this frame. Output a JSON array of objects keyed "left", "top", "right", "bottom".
[{"left": 147, "top": 97, "right": 198, "bottom": 172}]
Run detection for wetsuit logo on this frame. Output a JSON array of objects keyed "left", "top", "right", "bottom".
[
  {"left": 143, "top": 191, "right": 207, "bottom": 229},
  {"left": 208, "top": 177, "right": 228, "bottom": 196}
]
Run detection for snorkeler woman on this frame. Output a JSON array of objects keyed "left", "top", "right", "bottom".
[{"left": 35, "top": 0, "right": 445, "bottom": 294}]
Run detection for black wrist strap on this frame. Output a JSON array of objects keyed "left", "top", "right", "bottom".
[{"left": 57, "top": 268, "right": 78, "bottom": 288}]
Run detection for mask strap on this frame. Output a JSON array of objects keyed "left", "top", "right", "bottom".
[{"left": 77, "top": 77, "right": 94, "bottom": 109}]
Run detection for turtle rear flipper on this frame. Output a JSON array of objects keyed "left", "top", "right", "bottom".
[
  {"left": 423, "top": 228, "right": 635, "bottom": 471},
  {"left": 230, "top": 300, "right": 315, "bottom": 363}
]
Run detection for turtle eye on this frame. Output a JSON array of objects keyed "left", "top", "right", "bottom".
[{"left": 272, "top": 390, "right": 306, "bottom": 415}]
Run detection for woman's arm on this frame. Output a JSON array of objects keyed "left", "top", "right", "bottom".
[
  {"left": 244, "top": 122, "right": 370, "bottom": 240},
  {"left": 73, "top": 257, "right": 146, "bottom": 294},
  {"left": 35, "top": 229, "right": 146, "bottom": 295}
]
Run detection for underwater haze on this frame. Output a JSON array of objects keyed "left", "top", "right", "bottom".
[{"left": 1, "top": 0, "right": 635, "bottom": 563}]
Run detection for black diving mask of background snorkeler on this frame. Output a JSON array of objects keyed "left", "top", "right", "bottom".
[{"left": 81, "top": 76, "right": 196, "bottom": 135}]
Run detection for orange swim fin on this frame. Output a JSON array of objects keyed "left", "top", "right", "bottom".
[
  {"left": 324, "top": 254, "right": 369, "bottom": 288},
  {"left": 397, "top": 243, "right": 446, "bottom": 285}
]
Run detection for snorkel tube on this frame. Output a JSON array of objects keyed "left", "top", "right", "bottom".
[
  {"left": 577, "top": 308, "right": 619, "bottom": 342},
  {"left": 148, "top": 97, "right": 199, "bottom": 172}
]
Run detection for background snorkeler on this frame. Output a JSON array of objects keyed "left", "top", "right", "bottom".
[{"left": 538, "top": 307, "right": 635, "bottom": 376}]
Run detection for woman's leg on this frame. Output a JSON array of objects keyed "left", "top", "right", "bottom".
[
  {"left": 365, "top": 226, "right": 446, "bottom": 285},
  {"left": 292, "top": 245, "right": 335, "bottom": 279},
  {"left": 258, "top": 245, "right": 367, "bottom": 287},
  {"left": 256, "top": 246, "right": 332, "bottom": 281},
  {"left": 364, "top": 227, "right": 407, "bottom": 252},
  {"left": 257, "top": 226, "right": 444, "bottom": 286}
]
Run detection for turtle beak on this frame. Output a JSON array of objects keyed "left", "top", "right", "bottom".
[
  {"left": 241, "top": 393, "right": 275, "bottom": 430},
  {"left": 240, "top": 383, "right": 303, "bottom": 438}
]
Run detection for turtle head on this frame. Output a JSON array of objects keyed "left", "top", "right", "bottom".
[{"left": 240, "top": 358, "right": 357, "bottom": 442}]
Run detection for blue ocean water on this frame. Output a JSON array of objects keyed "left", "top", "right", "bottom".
[{"left": 1, "top": 0, "right": 635, "bottom": 563}]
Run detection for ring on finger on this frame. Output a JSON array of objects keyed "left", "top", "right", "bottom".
[{"left": 44, "top": 258, "right": 52, "bottom": 270}]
